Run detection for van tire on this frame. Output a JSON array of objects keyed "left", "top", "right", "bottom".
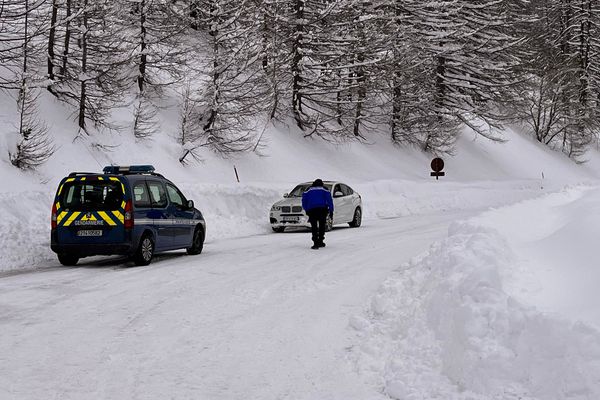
[
  {"left": 187, "top": 226, "right": 204, "bottom": 255},
  {"left": 58, "top": 254, "right": 79, "bottom": 266},
  {"left": 133, "top": 233, "right": 154, "bottom": 266},
  {"left": 272, "top": 227, "right": 285, "bottom": 233}
]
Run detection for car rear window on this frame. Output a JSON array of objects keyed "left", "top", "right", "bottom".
[{"left": 60, "top": 181, "right": 124, "bottom": 211}]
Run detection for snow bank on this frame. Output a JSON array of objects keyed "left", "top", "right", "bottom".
[
  {"left": 0, "top": 178, "right": 552, "bottom": 272},
  {"left": 472, "top": 185, "right": 600, "bottom": 328},
  {"left": 351, "top": 219, "right": 600, "bottom": 400},
  {"left": 355, "top": 179, "right": 553, "bottom": 220},
  {"left": 0, "top": 191, "right": 56, "bottom": 271}
]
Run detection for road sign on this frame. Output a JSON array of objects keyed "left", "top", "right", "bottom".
[
  {"left": 431, "top": 157, "right": 444, "bottom": 172},
  {"left": 430, "top": 157, "right": 445, "bottom": 180}
]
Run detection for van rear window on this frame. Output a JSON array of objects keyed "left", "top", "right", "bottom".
[{"left": 61, "top": 181, "right": 123, "bottom": 211}]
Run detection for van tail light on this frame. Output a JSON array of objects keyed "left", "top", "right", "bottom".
[
  {"left": 124, "top": 200, "right": 134, "bottom": 229},
  {"left": 51, "top": 203, "right": 57, "bottom": 230}
]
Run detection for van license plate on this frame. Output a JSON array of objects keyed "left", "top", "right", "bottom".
[
  {"left": 77, "top": 230, "right": 102, "bottom": 237},
  {"left": 282, "top": 216, "right": 299, "bottom": 222}
]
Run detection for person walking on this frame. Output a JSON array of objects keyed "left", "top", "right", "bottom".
[{"left": 301, "top": 179, "right": 334, "bottom": 249}]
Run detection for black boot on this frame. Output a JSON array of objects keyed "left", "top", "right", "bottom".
[
  {"left": 318, "top": 240, "right": 326, "bottom": 248},
  {"left": 311, "top": 243, "right": 319, "bottom": 250}
]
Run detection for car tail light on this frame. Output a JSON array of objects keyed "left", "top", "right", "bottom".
[
  {"left": 51, "top": 203, "right": 57, "bottom": 230},
  {"left": 124, "top": 200, "right": 134, "bottom": 229}
]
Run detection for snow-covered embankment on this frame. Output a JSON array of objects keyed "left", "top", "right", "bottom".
[
  {"left": 0, "top": 179, "right": 553, "bottom": 273},
  {"left": 351, "top": 185, "right": 600, "bottom": 400}
]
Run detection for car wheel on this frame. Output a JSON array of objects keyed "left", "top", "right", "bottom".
[
  {"left": 133, "top": 233, "right": 154, "bottom": 266},
  {"left": 349, "top": 207, "right": 362, "bottom": 227},
  {"left": 272, "top": 226, "right": 285, "bottom": 233},
  {"left": 58, "top": 253, "right": 79, "bottom": 266},
  {"left": 325, "top": 214, "right": 333, "bottom": 232},
  {"left": 187, "top": 226, "right": 205, "bottom": 255}
]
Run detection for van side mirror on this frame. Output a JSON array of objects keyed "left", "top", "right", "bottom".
[
  {"left": 187, "top": 199, "right": 194, "bottom": 210},
  {"left": 334, "top": 191, "right": 344, "bottom": 198},
  {"left": 283, "top": 193, "right": 289, "bottom": 198}
]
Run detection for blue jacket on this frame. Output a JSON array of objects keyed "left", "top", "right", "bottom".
[{"left": 302, "top": 186, "right": 334, "bottom": 213}]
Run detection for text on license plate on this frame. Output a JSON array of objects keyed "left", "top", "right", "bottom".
[
  {"left": 77, "top": 230, "right": 103, "bottom": 237},
  {"left": 282, "top": 216, "right": 299, "bottom": 222}
]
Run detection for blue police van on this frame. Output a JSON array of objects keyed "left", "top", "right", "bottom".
[{"left": 51, "top": 165, "right": 206, "bottom": 266}]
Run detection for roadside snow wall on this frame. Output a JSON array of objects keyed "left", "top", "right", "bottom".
[
  {"left": 0, "top": 180, "right": 559, "bottom": 272},
  {"left": 351, "top": 220, "right": 600, "bottom": 400}
]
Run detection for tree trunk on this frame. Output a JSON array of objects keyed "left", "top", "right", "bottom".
[
  {"left": 78, "top": 0, "right": 88, "bottom": 130},
  {"left": 291, "top": 0, "right": 304, "bottom": 129},
  {"left": 138, "top": 0, "right": 147, "bottom": 93},
  {"left": 203, "top": 1, "right": 219, "bottom": 135},
  {"left": 353, "top": 56, "right": 365, "bottom": 137},
  {"left": 391, "top": 3, "right": 402, "bottom": 143},
  {"left": 60, "top": 0, "right": 72, "bottom": 78},
  {"left": 48, "top": 0, "right": 58, "bottom": 83},
  {"left": 19, "top": 0, "right": 30, "bottom": 136}
]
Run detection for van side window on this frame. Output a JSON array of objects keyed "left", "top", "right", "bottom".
[
  {"left": 133, "top": 182, "right": 151, "bottom": 208},
  {"left": 166, "top": 184, "right": 185, "bottom": 208},
  {"left": 147, "top": 181, "right": 167, "bottom": 208}
]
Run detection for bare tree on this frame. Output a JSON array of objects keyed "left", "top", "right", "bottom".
[
  {"left": 52, "top": 0, "right": 131, "bottom": 132},
  {"left": 178, "top": 83, "right": 205, "bottom": 163},
  {"left": 9, "top": 0, "right": 54, "bottom": 169},
  {"left": 10, "top": 87, "right": 55, "bottom": 169},
  {"left": 133, "top": 95, "right": 159, "bottom": 140},
  {"left": 122, "top": 0, "right": 191, "bottom": 97},
  {"left": 189, "top": 0, "right": 270, "bottom": 154},
  {"left": 512, "top": 0, "right": 599, "bottom": 160}
]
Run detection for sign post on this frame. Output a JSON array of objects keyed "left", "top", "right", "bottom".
[{"left": 430, "top": 157, "right": 445, "bottom": 180}]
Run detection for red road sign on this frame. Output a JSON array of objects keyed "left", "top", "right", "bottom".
[
  {"left": 430, "top": 158, "right": 445, "bottom": 180},
  {"left": 431, "top": 157, "right": 444, "bottom": 172}
]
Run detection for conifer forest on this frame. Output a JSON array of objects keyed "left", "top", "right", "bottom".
[{"left": 2, "top": 0, "right": 600, "bottom": 167}]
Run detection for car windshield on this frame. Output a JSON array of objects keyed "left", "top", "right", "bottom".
[
  {"left": 60, "top": 181, "right": 124, "bottom": 211},
  {"left": 288, "top": 183, "right": 332, "bottom": 197}
]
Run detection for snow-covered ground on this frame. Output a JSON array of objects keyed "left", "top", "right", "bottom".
[
  {"left": 351, "top": 184, "right": 600, "bottom": 400},
  {"left": 2, "top": 108, "right": 600, "bottom": 399}
]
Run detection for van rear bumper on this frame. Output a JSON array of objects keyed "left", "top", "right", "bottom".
[
  {"left": 51, "top": 243, "right": 133, "bottom": 257},
  {"left": 51, "top": 230, "right": 135, "bottom": 257}
]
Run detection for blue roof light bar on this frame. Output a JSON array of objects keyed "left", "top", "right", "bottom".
[{"left": 103, "top": 165, "right": 156, "bottom": 174}]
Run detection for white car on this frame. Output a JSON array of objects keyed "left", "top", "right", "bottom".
[{"left": 269, "top": 181, "right": 362, "bottom": 232}]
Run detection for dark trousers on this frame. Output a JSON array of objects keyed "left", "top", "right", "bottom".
[{"left": 307, "top": 207, "right": 328, "bottom": 244}]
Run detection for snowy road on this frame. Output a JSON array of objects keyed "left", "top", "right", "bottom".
[{"left": 0, "top": 211, "right": 468, "bottom": 400}]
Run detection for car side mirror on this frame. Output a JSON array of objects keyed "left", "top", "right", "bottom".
[
  {"left": 187, "top": 199, "right": 194, "bottom": 210},
  {"left": 334, "top": 191, "right": 344, "bottom": 198},
  {"left": 283, "top": 193, "right": 289, "bottom": 198}
]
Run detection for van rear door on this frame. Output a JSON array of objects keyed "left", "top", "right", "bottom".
[{"left": 54, "top": 176, "right": 127, "bottom": 244}]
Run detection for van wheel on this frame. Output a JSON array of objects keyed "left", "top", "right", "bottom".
[
  {"left": 272, "top": 226, "right": 285, "bottom": 233},
  {"left": 58, "top": 254, "right": 79, "bottom": 266},
  {"left": 187, "top": 226, "right": 204, "bottom": 255},
  {"left": 133, "top": 234, "right": 154, "bottom": 266},
  {"left": 349, "top": 207, "right": 362, "bottom": 227}
]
